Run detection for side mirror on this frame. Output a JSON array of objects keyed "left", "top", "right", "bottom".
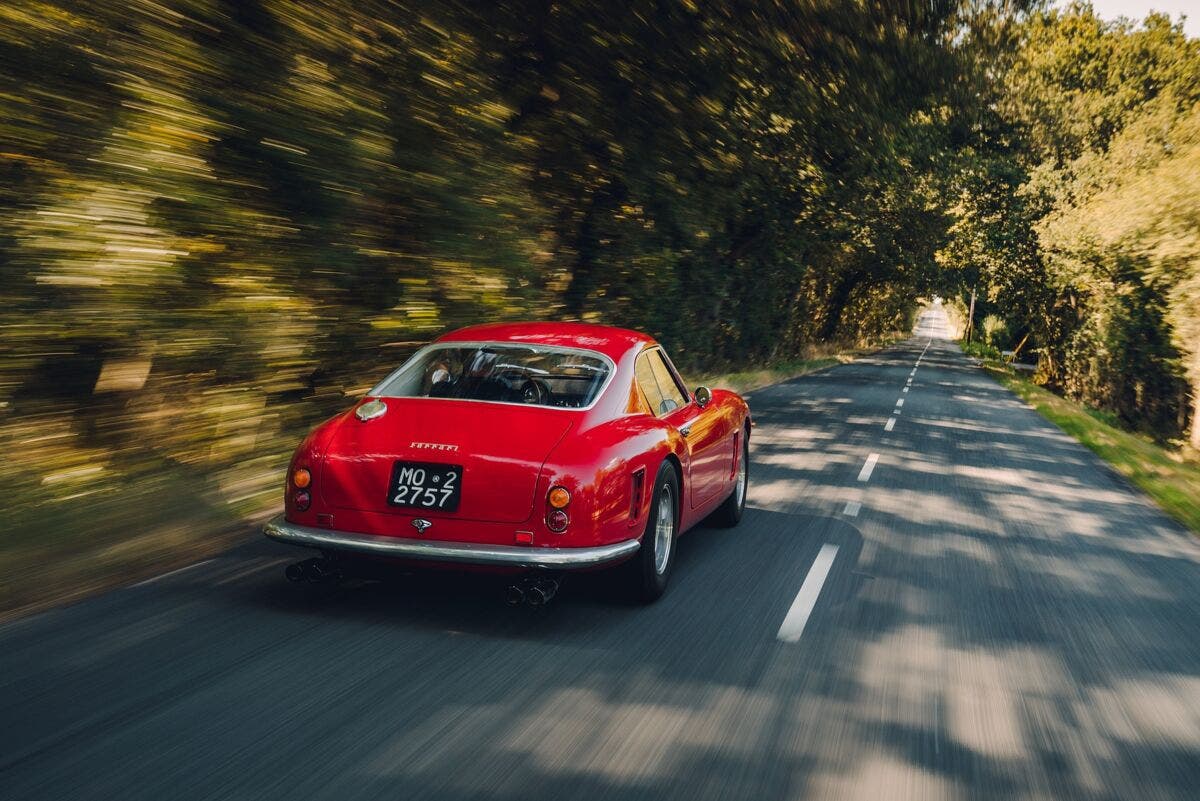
[{"left": 694, "top": 385, "right": 712, "bottom": 408}]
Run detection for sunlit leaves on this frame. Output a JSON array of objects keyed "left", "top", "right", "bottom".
[{"left": 962, "top": 3, "right": 1200, "bottom": 441}]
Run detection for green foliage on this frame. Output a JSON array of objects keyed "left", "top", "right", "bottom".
[
  {"left": 981, "top": 314, "right": 1009, "bottom": 348},
  {"left": 0, "top": 0, "right": 973, "bottom": 393},
  {"left": 946, "top": 3, "right": 1200, "bottom": 444},
  {"left": 960, "top": 339, "right": 1004, "bottom": 361},
  {"left": 1058, "top": 269, "right": 1188, "bottom": 438}
]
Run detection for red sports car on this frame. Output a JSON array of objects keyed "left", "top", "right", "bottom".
[{"left": 264, "top": 322, "right": 751, "bottom": 602}]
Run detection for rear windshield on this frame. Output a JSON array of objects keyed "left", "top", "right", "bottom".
[{"left": 371, "top": 343, "right": 612, "bottom": 408}]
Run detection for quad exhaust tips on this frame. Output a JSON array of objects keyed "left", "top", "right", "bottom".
[{"left": 505, "top": 577, "right": 560, "bottom": 606}]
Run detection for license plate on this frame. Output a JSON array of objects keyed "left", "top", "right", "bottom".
[{"left": 387, "top": 461, "right": 462, "bottom": 512}]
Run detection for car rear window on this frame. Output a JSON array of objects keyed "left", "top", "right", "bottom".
[{"left": 371, "top": 343, "right": 612, "bottom": 408}]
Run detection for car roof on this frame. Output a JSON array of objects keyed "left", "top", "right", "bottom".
[{"left": 436, "top": 321, "right": 656, "bottom": 362}]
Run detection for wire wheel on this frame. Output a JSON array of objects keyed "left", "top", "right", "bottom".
[{"left": 654, "top": 483, "right": 675, "bottom": 575}]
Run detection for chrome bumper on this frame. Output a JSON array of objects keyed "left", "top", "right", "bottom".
[{"left": 263, "top": 515, "right": 640, "bottom": 570}]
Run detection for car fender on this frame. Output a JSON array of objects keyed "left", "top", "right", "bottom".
[
  {"left": 537, "top": 416, "right": 689, "bottom": 548},
  {"left": 284, "top": 410, "right": 349, "bottom": 523}
]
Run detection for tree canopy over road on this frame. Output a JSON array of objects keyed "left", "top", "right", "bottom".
[{"left": 1, "top": 1, "right": 1197, "bottom": 610}]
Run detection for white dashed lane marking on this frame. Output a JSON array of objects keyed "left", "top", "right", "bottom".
[
  {"left": 885, "top": 417, "right": 896, "bottom": 432},
  {"left": 857, "top": 453, "right": 879, "bottom": 482},
  {"left": 843, "top": 501, "right": 861, "bottom": 517},
  {"left": 777, "top": 543, "right": 840, "bottom": 643},
  {"left": 895, "top": 398, "right": 904, "bottom": 408}
]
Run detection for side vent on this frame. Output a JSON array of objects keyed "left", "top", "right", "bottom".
[{"left": 630, "top": 467, "right": 646, "bottom": 520}]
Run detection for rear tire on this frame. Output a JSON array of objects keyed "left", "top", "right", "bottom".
[
  {"left": 627, "top": 461, "right": 680, "bottom": 603},
  {"left": 709, "top": 431, "right": 749, "bottom": 528}
]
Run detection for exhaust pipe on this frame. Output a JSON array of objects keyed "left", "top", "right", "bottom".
[
  {"left": 503, "top": 584, "right": 526, "bottom": 606},
  {"left": 286, "top": 557, "right": 340, "bottom": 584},
  {"left": 527, "top": 578, "right": 560, "bottom": 606},
  {"left": 539, "top": 578, "right": 560, "bottom": 603},
  {"left": 306, "top": 557, "right": 338, "bottom": 583}
]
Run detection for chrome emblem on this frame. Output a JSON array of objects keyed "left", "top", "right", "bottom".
[
  {"left": 356, "top": 399, "right": 387, "bottom": 422},
  {"left": 410, "top": 441, "right": 458, "bottom": 452},
  {"left": 411, "top": 518, "right": 432, "bottom": 535}
]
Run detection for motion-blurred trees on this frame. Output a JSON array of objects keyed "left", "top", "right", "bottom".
[
  {"left": 0, "top": 0, "right": 983, "bottom": 589},
  {"left": 0, "top": 1, "right": 972, "bottom": 434}
]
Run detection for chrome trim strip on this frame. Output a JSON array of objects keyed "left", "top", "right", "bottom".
[
  {"left": 263, "top": 515, "right": 640, "bottom": 569},
  {"left": 366, "top": 341, "right": 619, "bottom": 412}
]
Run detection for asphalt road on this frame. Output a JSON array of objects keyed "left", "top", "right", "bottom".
[{"left": 4, "top": 308, "right": 1200, "bottom": 801}]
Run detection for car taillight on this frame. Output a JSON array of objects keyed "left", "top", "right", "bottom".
[
  {"left": 546, "top": 485, "right": 570, "bottom": 532},
  {"left": 292, "top": 467, "right": 311, "bottom": 488},
  {"left": 292, "top": 490, "right": 311, "bottom": 511},
  {"left": 546, "top": 509, "right": 569, "bottom": 532},
  {"left": 548, "top": 486, "right": 571, "bottom": 509}
]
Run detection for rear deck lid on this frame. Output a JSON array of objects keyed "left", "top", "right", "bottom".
[{"left": 320, "top": 398, "right": 573, "bottom": 524}]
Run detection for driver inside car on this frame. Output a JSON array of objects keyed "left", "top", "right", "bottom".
[{"left": 428, "top": 349, "right": 513, "bottom": 401}]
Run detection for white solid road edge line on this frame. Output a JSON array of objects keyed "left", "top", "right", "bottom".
[
  {"left": 132, "top": 559, "right": 215, "bottom": 588},
  {"left": 885, "top": 417, "right": 896, "bottom": 432},
  {"left": 778, "top": 543, "right": 840, "bottom": 643},
  {"left": 857, "top": 452, "right": 879, "bottom": 482}
]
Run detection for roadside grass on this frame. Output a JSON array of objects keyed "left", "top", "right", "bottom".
[
  {"left": 978, "top": 357, "right": 1200, "bottom": 537},
  {"left": 1, "top": 459, "right": 274, "bottom": 621},
  {"left": 690, "top": 357, "right": 841, "bottom": 394},
  {"left": 1, "top": 402, "right": 291, "bottom": 621},
  {"left": 960, "top": 339, "right": 1002, "bottom": 361},
  {"left": 688, "top": 337, "right": 900, "bottom": 395}
]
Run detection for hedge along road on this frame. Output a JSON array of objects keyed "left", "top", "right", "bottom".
[{"left": 2, "top": 308, "right": 1199, "bottom": 801}]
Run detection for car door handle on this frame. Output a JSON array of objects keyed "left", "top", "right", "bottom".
[{"left": 679, "top": 424, "right": 692, "bottom": 437}]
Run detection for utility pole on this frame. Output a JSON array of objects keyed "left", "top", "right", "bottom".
[{"left": 965, "top": 285, "right": 977, "bottom": 342}]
